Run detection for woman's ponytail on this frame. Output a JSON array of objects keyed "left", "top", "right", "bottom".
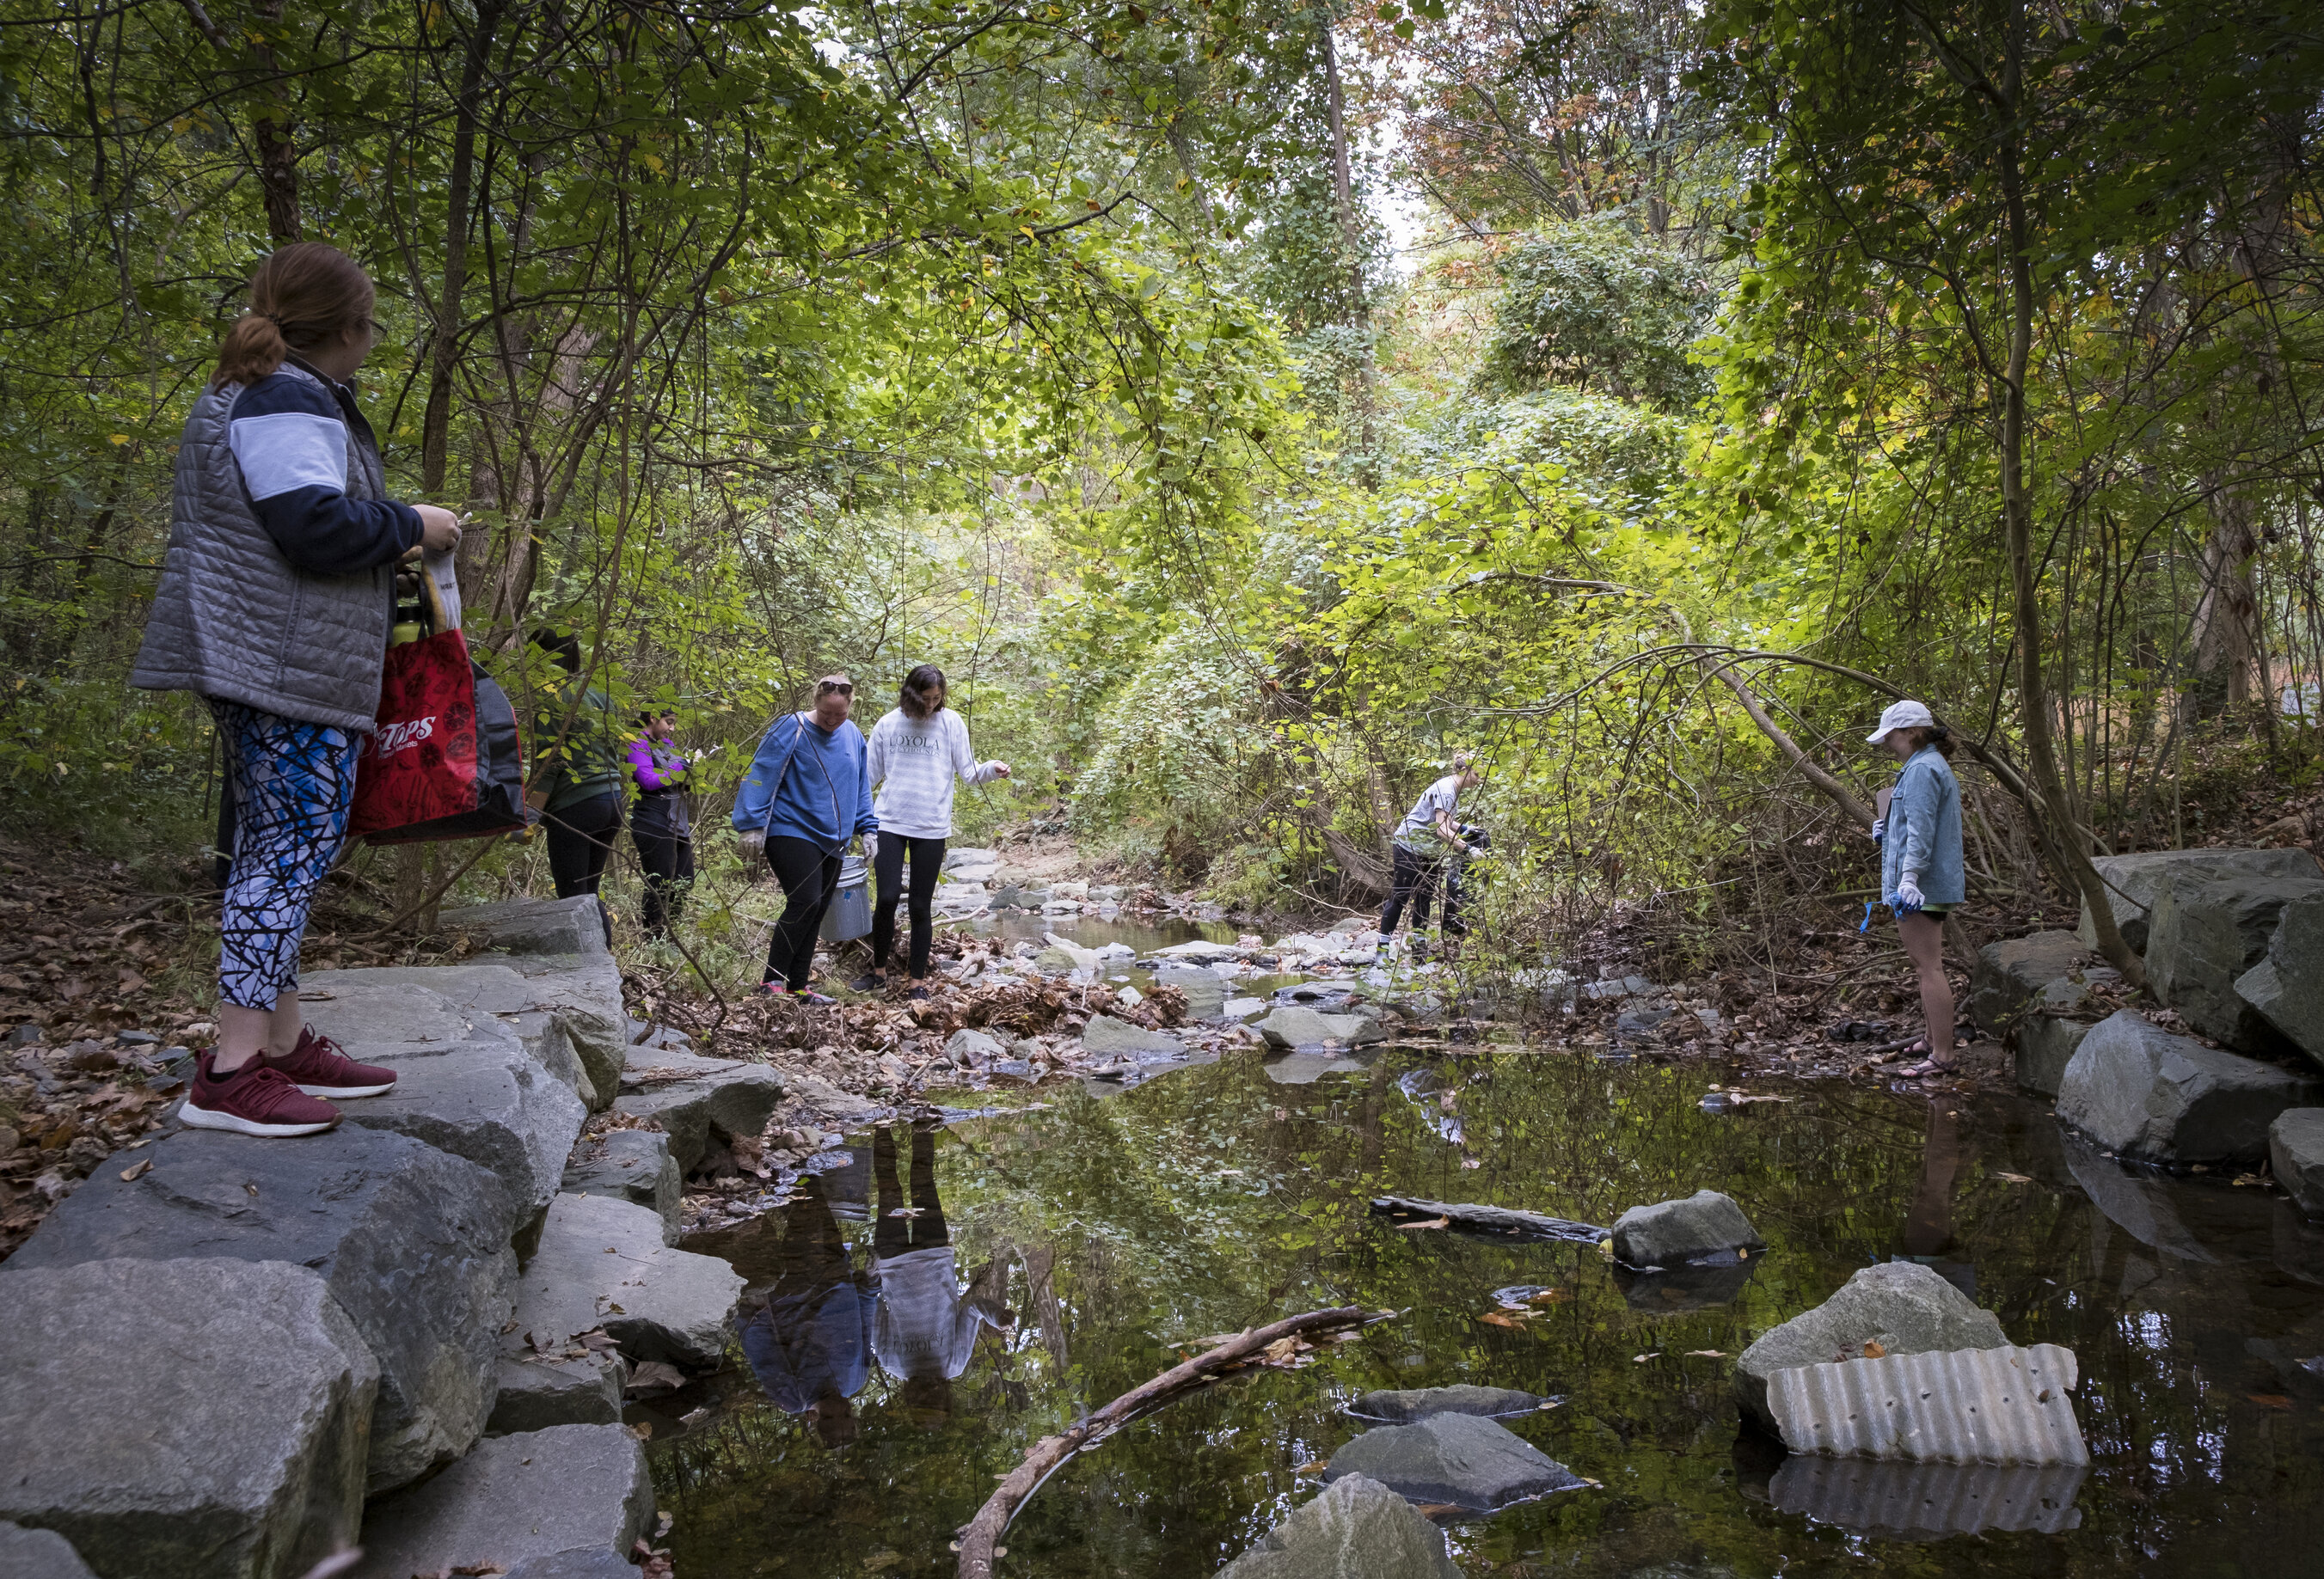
[
  {"left": 209, "top": 242, "right": 377, "bottom": 389},
  {"left": 211, "top": 312, "right": 291, "bottom": 389}
]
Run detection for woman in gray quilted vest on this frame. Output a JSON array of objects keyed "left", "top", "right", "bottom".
[{"left": 133, "top": 243, "right": 463, "bottom": 1139}]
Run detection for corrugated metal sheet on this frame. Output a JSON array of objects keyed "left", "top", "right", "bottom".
[
  {"left": 1769, "top": 1457, "right": 2087, "bottom": 1539},
  {"left": 1766, "top": 1343, "right": 2088, "bottom": 1466}
]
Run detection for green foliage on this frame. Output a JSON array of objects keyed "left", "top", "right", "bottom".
[{"left": 1481, "top": 219, "right": 1718, "bottom": 409}]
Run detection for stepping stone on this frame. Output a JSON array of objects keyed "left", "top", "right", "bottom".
[
  {"left": 1765, "top": 1343, "right": 2088, "bottom": 1465},
  {"left": 613, "top": 1047, "right": 784, "bottom": 1173},
  {"left": 353, "top": 1424, "right": 652, "bottom": 1579},
  {"left": 310, "top": 957, "right": 627, "bottom": 1111},
  {"left": 1256, "top": 1006, "right": 1383, "bottom": 1050},
  {"left": 1322, "top": 1412, "right": 1585, "bottom": 1511},
  {"left": 1217, "top": 1474, "right": 1461, "bottom": 1579},
  {"left": 0, "top": 1521, "right": 97, "bottom": 1578},
  {"left": 298, "top": 982, "right": 588, "bottom": 1216},
  {"left": 438, "top": 895, "right": 614, "bottom": 959},
  {"left": 2056, "top": 1009, "right": 2323, "bottom": 1165},
  {"left": 1346, "top": 1385, "right": 1546, "bottom": 1423},
  {"left": 1155, "top": 964, "right": 1226, "bottom": 1019},
  {"left": 2272, "top": 1109, "right": 2324, "bottom": 1218},
  {"left": 1734, "top": 1262, "right": 2008, "bottom": 1431},
  {"left": 508, "top": 1193, "right": 743, "bottom": 1369},
  {"left": 2077, "top": 848, "right": 2324, "bottom": 954},
  {"left": 1081, "top": 1015, "right": 1182, "bottom": 1059},
  {"left": 0, "top": 1258, "right": 377, "bottom": 1579},
  {"left": 945, "top": 1028, "right": 1007, "bottom": 1068},
  {"left": 2148, "top": 873, "right": 2324, "bottom": 1053},
  {"left": 1610, "top": 1189, "right": 1765, "bottom": 1269},
  {"left": 487, "top": 1352, "right": 629, "bottom": 1435},
  {"left": 562, "top": 1129, "right": 681, "bottom": 1244},
  {"left": 1967, "top": 931, "right": 2093, "bottom": 1039},
  {"left": 7, "top": 1125, "right": 516, "bottom": 1495}
]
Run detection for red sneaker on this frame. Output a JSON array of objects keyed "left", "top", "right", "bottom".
[
  {"left": 180, "top": 1053, "right": 341, "bottom": 1137},
  {"left": 266, "top": 1027, "right": 398, "bottom": 1099}
]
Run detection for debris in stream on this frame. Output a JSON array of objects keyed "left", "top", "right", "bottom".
[
  {"left": 1764, "top": 1343, "right": 2088, "bottom": 1466},
  {"left": 1369, "top": 1195, "right": 1610, "bottom": 1244}
]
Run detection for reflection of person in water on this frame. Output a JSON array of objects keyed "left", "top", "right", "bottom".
[
  {"left": 870, "top": 1124, "right": 1008, "bottom": 1424},
  {"left": 1895, "top": 1097, "right": 1976, "bottom": 1301},
  {"left": 736, "top": 1179, "right": 874, "bottom": 1448}
]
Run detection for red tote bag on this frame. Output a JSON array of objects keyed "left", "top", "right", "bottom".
[{"left": 351, "top": 572, "right": 530, "bottom": 844}]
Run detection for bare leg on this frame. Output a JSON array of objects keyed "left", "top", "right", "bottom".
[
  {"left": 1898, "top": 913, "right": 1953, "bottom": 1068},
  {"left": 214, "top": 989, "right": 304, "bottom": 1074}
]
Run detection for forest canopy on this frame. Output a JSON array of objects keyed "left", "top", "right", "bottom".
[{"left": 3, "top": 0, "right": 2321, "bottom": 976}]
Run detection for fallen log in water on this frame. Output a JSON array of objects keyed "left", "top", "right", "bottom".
[
  {"left": 1370, "top": 1195, "right": 1610, "bottom": 1244},
  {"left": 954, "top": 1305, "right": 1377, "bottom": 1579}
]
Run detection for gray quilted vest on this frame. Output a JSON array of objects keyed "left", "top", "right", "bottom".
[{"left": 132, "top": 363, "right": 396, "bottom": 735}]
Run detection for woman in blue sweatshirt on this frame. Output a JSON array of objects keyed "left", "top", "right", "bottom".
[{"left": 733, "top": 675, "right": 879, "bottom": 1001}]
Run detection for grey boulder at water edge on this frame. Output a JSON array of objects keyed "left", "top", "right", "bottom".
[{"left": 0, "top": 897, "right": 757, "bottom": 1579}]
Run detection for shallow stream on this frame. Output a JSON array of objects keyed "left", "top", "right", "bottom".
[{"left": 646, "top": 923, "right": 2324, "bottom": 1578}]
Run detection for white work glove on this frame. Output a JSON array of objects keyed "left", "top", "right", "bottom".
[
  {"left": 739, "top": 829, "right": 766, "bottom": 866},
  {"left": 1893, "top": 875, "right": 1925, "bottom": 914},
  {"left": 863, "top": 831, "right": 880, "bottom": 860},
  {"left": 1869, "top": 817, "right": 1886, "bottom": 846}
]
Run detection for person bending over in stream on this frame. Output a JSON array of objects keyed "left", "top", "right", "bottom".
[
  {"left": 858, "top": 664, "right": 1010, "bottom": 1000},
  {"left": 736, "top": 1178, "right": 874, "bottom": 1450},
  {"left": 734, "top": 675, "right": 878, "bottom": 1003},
  {"left": 868, "top": 1124, "right": 1009, "bottom": 1426},
  {"left": 1865, "top": 701, "right": 1965, "bottom": 1080},
  {"left": 133, "top": 242, "right": 462, "bottom": 1137},
  {"left": 1377, "top": 753, "right": 1482, "bottom": 964}
]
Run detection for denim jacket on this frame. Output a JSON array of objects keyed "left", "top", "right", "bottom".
[{"left": 1882, "top": 747, "right": 1965, "bottom": 906}]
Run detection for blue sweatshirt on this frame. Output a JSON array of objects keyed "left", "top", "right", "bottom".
[{"left": 732, "top": 712, "right": 878, "bottom": 850}]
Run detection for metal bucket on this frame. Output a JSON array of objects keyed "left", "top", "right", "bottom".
[{"left": 819, "top": 854, "right": 872, "bottom": 942}]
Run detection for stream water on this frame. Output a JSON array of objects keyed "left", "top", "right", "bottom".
[{"left": 644, "top": 921, "right": 2324, "bottom": 1579}]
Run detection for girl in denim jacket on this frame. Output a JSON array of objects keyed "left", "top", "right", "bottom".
[{"left": 1867, "top": 701, "right": 1965, "bottom": 1077}]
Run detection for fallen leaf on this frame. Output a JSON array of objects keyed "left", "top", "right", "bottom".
[
  {"left": 1295, "top": 1460, "right": 1328, "bottom": 1476},
  {"left": 1413, "top": 1503, "right": 1462, "bottom": 1518},
  {"left": 1685, "top": 1349, "right": 1727, "bottom": 1358},
  {"left": 2250, "top": 1393, "right": 2292, "bottom": 1410},
  {"left": 1477, "top": 1311, "right": 1525, "bottom": 1328},
  {"left": 1260, "top": 1336, "right": 1306, "bottom": 1363},
  {"left": 119, "top": 1158, "right": 151, "bottom": 1182},
  {"left": 1862, "top": 1340, "right": 1887, "bottom": 1359},
  {"left": 626, "top": 1361, "right": 686, "bottom": 1396},
  {"left": 1394, "top": 1215, "right": 1450, "bottom": 1231},
  {"left": 1633, "top": 1351, "right": 1660, "bottom": 1362},
  {"left": 1995, "top": 1172, "right": 2034, "bottom": 1184},
  {"left": 629, "top": 1421, "right": 653, "bottom": 1440},
  {"left": 1527, "top": 1288, "right": 1572, "bottom": 1305},
  {"left": 243, "top": 1182, "right": 258, "bottom": 1197}
]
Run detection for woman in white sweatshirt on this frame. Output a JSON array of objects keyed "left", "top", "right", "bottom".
[{"left": 859, "top": 665, "right": 1009, "bottom": 996}]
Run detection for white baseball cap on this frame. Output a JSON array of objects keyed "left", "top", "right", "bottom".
[{"left": 1866, "top": 699, "right": 1936, "bottom": 743}]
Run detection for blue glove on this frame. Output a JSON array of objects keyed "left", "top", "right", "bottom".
[
  {"left": 1860, "top": 901, "right": 1878, "bottom": 933},
  {"left": 1869, "top": 817, "right": 1886, "bottom": 846},
  {"left": 1892, "top": 876, "right": 1925, "bottom": 914}
]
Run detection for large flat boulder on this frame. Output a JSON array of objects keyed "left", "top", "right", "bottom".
[
  {"left": 299, "top": 981, "right": 588, "bottom": 1216},
  {"left": 1322, "top": 1412, "right": 1585, "bottom": 1511},
  {"left": 508, "top": 1192, "right": 743, "bottom": 1368},
  {"left": 0, "top": 1258, "right": 378, "bottom": 1579},
  {"left": 1610, "top": 1189, "right": 1764, "bottom": 1269},
  {"left": 0, "top": 1522, "right": 98, "bottom": 1578},
  {"left": 1154, "top": 964, "right": 1227, "bottom": 1019},
  {"left": 487, "top": 1352, "right": 629, "bottom": 1436},
  {"left": 353, "top": 1424, "right": 652, "bottom": 1579},
  {"left": 2146, "top": 873, "right": 2324, "bottom": 1053},
  {"left": 2237, "top": 890, "right": 2324, "bottom": 1071},
  {"left": 5, "top": 1126, "right": 516, "bottom": 1495},
  {"left": 1256, "top": 1006, "right": 1385, "bottom": 1050},
  {"left": 438, "top": 895, "right": 613, "bottom": 959},
  {"left": 2059, "top": 1134, "right": 2222, "bottom": 1264},
  {"left": 1968, "top": 931, "right": 2094, "bottom": 1040},
  {"left": 562, "top": 1127, "right": 681, "bottom": 1244},
  {"left": 2272, "top": 1109, "right": 2324, "bottom": 1218},
  {"left": 2055, "top": 1009, "right": 2323, "bottom": 1165},
  {"left": 1734, "top": 1261, "right": 2008, "bottom": 1431},
  {"left": 1081, "top": 1015, "right": 1185, "bottom": 1059},
  {"left": 612, "top": 1046, "right": 784, "bottom": 1174},
  {"left": 1216, "top": 1474, "right": 1462, "bottom": 1579},
  {"left": 2078, "top": 848, "right": 2322, "bottom": 954},
  {"left": 309, "top": 958, "right": 627, "bottom": 1111},
  {"left": 1346, "top": 1385, "right": 1545, "bottom": 1423}
]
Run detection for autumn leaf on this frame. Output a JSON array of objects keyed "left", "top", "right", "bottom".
[
  {"left": 1995, "top": 1171, "right": 2033, "bottom": 1184},
  {"left": 1394, "top": 1215, "right": 1450, "bottom": 1231},
  {"left": 1862, "top": 1340, "right": 1887, "bottom": 1358},
  {"left": 118, "top": 1158, "right": 150, "bottom": 1182},
  {"left": 1477, "top": 1311, "right": 1525, "bottom": 1328}
]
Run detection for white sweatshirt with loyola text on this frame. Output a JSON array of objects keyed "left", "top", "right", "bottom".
[{"left": 865, "top": 707, "right": 1001, "bottom": 839}]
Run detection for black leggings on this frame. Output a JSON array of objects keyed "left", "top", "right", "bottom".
[
  {"left": 764, "top": 835, "right": 842, "bottom": 989},
  {"left": 1380, "top": 843, "right": 1444, "bottom": 938},
  {"left": 872, "top": 835, "right": 946, "bottom": 978},
  {"left": 547, "top": 792, "right": 621, "bottom": 944},
  {"left": 634, "top": 828, "right": 695, "bottom": 936}
]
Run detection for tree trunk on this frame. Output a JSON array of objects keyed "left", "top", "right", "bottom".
[
  {"left": 1320, "top": 21, "right": 1377, "bottom": 468},
  {"left": 420, "top": 0, "right": 508, "bottom": 496},
  {"left": 250, "top": 0, "right": 299, "bottom": 242}
]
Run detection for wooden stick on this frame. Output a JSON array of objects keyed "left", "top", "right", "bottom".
[
  {"left": 954, "top": 1306, "right": 1372, "bottom": 1579},
  {"left": 1369, "top": 1195, "right": 1608, "bottom": 1244}
]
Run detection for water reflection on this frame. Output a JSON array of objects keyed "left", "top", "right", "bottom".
[
  {"left": 735, "top": 1180, "right": 873, "bottom": 1448},
  {"left": 657, "top": 1046, "right": 2324, "bottom": 1578}
]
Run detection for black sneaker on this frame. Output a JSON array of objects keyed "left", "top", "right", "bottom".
[
  {"left": 794, "top": 990, "right": 837, "bottom": 1007},
  {"left": 906, "top": 985, "right": 932, "bottom": 1002},
  {"left": 849, "top": 972, "right": 886, "bottom": 994}
]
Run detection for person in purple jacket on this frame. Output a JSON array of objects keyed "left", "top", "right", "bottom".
[{"left": 627, "top": 709, "right": 693, "bottom": 938}]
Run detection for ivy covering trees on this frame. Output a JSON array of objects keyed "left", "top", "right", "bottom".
[{"left": 2, "top": 0, "right": 2319, "bottom": 975}]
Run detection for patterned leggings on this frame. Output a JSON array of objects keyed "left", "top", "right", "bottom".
[{"left": 209, "top": 698, "right": 359, "bottom": 1010}]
